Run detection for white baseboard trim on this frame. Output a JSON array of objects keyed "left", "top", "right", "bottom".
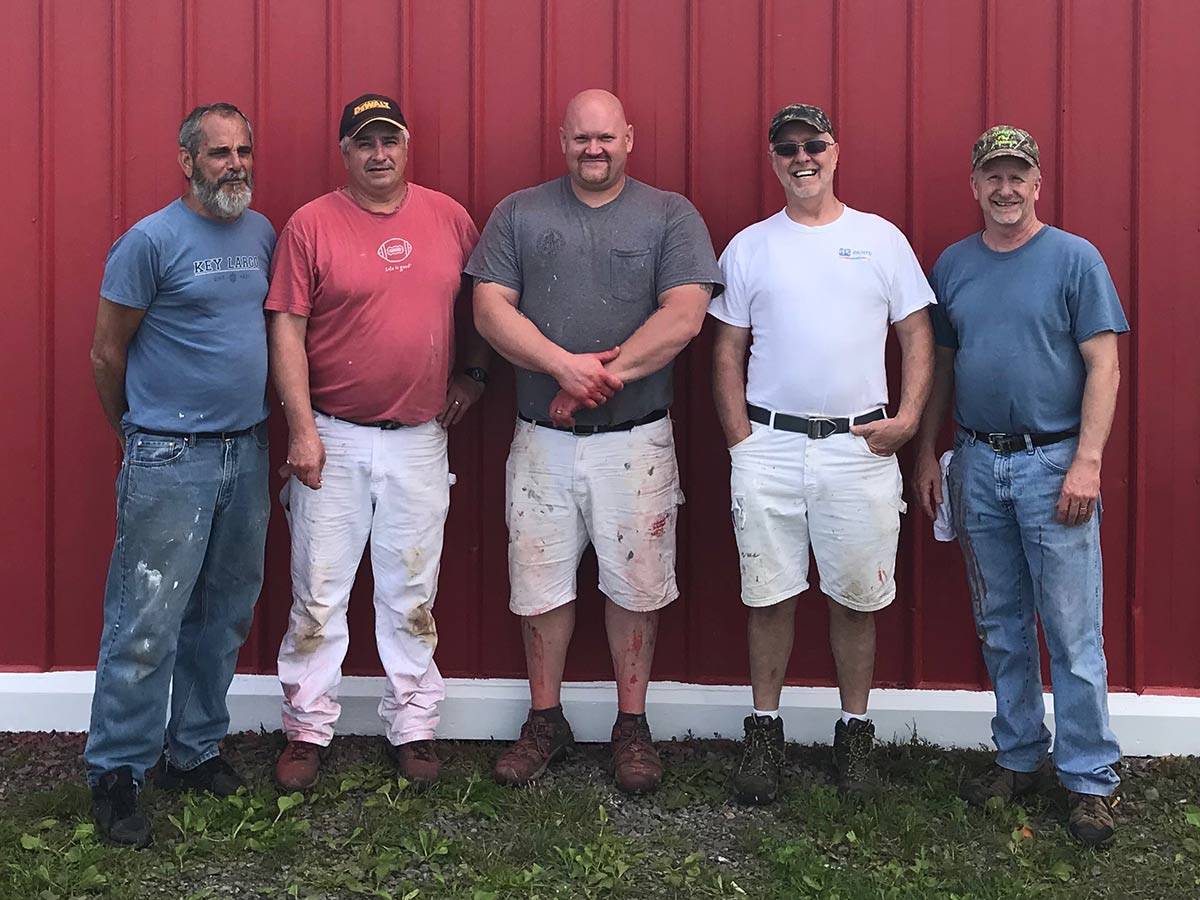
[{"left": 2, "top": 672, "right": 1197, "bottom": 756}]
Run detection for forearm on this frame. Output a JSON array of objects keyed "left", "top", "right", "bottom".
[
  {"left": 713, "top": 348, "right": 751, "bottom": 446},
  {"left": 474, "top": 294, "right": 569, "bottom": 378},
  {"left": 91, "top": 355, "right": 129, "bottom": 436},
  {"left": 605, "top": 305, "right": 704, "bottom": 384},
  {"left": 914, "top": 348, "right": 955, "bottom": 459},
  {"left": 1075, "top": 359, "right": 1120, "bottom": 467},
  {"left": 458, "top": 320, "right": 493, "bottom": 373},
  {"left": 268, "top": 320, "right": 318, "bottom": 439},
  {"left": 893, "top": 319, "right": 934, "bottom": 432}
]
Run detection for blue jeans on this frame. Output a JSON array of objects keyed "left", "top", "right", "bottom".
[
  {"left": 947, "top": 430, "right": 1120, "bottom": 796},
  {"left": 85, "top": 423, "right": 269, "bottom": 786}
]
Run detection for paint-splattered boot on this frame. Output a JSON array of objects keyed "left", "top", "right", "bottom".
[
  {"left": 733, "top": 714, "right": 786, "bottom": 804},
  {"left": 833, "top": 718, "right": 878, "bottom": 796},
  {"left": 493, "top": 708, "right": 575, "bottom": 786},
  {"left": 610, "top": 714, "right": 663, "bottom": 794}
]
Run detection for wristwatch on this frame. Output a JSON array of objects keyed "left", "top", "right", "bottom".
[{"left": 464, "top": 366, "right": 489, "bottom": 386}]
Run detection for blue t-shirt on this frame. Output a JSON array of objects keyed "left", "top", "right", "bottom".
[
  {"left": 929, "top": 226, "right": 1129, "bottom": 434},
  {"left": 100, "top": 199, "right": 276, "bottom": 433}
]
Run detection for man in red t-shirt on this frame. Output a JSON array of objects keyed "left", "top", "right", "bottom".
[{"left": 265, "top": 93, "right": 489, "bottom": 790}]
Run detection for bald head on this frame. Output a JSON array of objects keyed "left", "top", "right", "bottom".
[
  {"left": 560, "top": 90, "right": 634, "bottom": 201},
  {"left": 562, "top": 89, "right": 628, "bottom": 132}
]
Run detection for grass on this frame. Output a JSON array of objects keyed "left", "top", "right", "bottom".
[{"left": 1, "top": 733, "right": 1198, "bottom": 898}]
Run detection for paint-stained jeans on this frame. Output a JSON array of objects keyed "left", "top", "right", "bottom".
[
  {"left": 277, "top": 413, "right": 449, "bottom": 748},
  {"left": 947, "top": 429, "right": 1120, "bottom": 796},
  {"left": 85, "top": 423, "right": 269, "bottom": 786}
]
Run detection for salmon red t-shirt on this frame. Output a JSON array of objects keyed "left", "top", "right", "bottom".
[{"left": 265, "top": 185, "right": 479, "bottom": 423}]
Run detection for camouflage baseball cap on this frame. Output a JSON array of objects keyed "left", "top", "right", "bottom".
[
  {"left": 971, "top": 125, "right": 1040, "bottom": 169},
  {"left": 769, "top": 103, "right": 835, "bottom": 142}
]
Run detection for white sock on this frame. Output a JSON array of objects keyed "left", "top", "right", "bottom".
[
  {"left": 751, "top": 708, "right": 780, "bottom": 720},
  {"left": 841, "top": 710, "right": 868, "bottom": 725}
]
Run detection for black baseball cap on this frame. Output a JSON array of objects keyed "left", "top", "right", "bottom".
[{"left": 339, "top": 93, "right": 408, "bottom": 140}]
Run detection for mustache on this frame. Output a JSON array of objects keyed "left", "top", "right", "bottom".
[
  {"left": 218, "top": 172, "right": 249, "bottom": 186},
  {"left": 581, "top": 154, "right": 610, "bottom": 162}
]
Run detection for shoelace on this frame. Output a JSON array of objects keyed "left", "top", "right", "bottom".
[
  {"left": 285, "top": 743, "right": 318, "bottom": 762},
  {"left": 406, "top": 741, "right": 436, "bottom": 761},
  {"left": 740, "top": 728, "right": 782, "bottom": 776},
  {"left": 613, "top": 722, "right": 655, "bottom": 759}
]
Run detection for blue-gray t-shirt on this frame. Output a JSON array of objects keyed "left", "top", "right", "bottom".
[
  {"left": 99, "top": 199, "right": 276, "bottom": 433},
  {"left": 929, "top": 225, "right": 1129, "bottom": 434}
]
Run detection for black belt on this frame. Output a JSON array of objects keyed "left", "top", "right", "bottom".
[
  {"left": 966, "top": 428, "right": 1078, "bottom": 453},
  {"left": 313, "top": 407, "right": 414, "bottom": 430},
  {"left": 136, "top": 424, "right": 258, "bottom": 441},
  {"left": 519, "top": 408, "right": 668, "bottom": 436},
  {"left": 746, "top": 404, "right": 885, "bottom": 439}
]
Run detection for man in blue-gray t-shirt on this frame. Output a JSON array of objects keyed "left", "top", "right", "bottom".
[
  {"left": 914, "top": 126, "right": 1129, "bottom": 848},
  {"left": 85, "top": 102, "right": 276, "bottom": 848}
]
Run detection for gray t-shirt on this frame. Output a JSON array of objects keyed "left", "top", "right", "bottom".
[
  {"left": 929, "top": 225, "right": 1129, "bottom": 434},
  {"left": 100, "top": 199, "right": 276, "bottom": 433},
  {"left": 465, "top": 176, "right": 723, "bottom": 425}
]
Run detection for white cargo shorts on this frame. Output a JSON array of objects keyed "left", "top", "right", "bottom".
[
  {"left": 505, "top": 415, "right": 685, "bottom": 616},
  {"left": 728, "top": 421, "right": 906, "bottom": 612}
]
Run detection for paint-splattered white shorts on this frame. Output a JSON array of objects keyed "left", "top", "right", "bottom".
[
  {"left": 729, "top": 421, "right": 906, "bottom": 612},
  {"left": 505, "top": 415, "right": 685, "bottom": 616}
]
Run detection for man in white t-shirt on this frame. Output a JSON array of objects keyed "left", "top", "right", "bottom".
[{"left": 709, "top": 103, "right": 934, "bottom": 803}]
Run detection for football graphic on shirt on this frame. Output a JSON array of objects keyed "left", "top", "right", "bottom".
[{"left": 377, "top": 237, "right": 413, "bottom": 263}]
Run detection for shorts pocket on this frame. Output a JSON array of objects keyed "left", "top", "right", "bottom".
[
  {"left": 126, "top": 434, "right": 186, "bottom": 467},
  {"left": 610, "top": 249, "right": 653, "bottom": 303}
]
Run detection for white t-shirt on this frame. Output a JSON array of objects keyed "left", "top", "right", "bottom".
[{"left": 708, "top": 205, "right": 935, "bottom": 416}]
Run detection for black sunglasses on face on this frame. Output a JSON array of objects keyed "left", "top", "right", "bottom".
[{"left": 771, "top": 139, "right": 833, "bottom": 157}]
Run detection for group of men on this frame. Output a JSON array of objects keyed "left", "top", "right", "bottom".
[{"left": 85, "top": 88, "right": 1127, "bottom": 851}]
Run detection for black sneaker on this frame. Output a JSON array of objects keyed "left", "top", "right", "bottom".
[
  {"left": 833, "top": 718, "right": 877, "bottom": 795},
  {"left": 733, "top": 714, "right": 785, "bottom": 805},
  {"left": 960, "top": 760, "right": 1054, "bottom": 808},
  {"left": 91, "top": 767, "right": 152, "bottom": 848},
  {"left": 1067, "top": 791, "right": 1116, "bottom": 847},
  {"left": 153, "top": 754, "right": 245, "bottom": 797}
]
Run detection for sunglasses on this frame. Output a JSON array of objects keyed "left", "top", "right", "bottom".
[{"left": 771, "top": 139, "right": 834, "bottom": 157}]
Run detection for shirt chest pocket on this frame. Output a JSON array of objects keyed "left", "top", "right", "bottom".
[{"left": 609, "top": 249, "right": 654, "bottom": 303}]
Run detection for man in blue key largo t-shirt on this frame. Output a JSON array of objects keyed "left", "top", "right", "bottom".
[
  {"left": 85, "top": 102, "right": 277, "bottom": 848},
  {"left": 913, "top": 126, "right": 1129, "bottom": 847}
]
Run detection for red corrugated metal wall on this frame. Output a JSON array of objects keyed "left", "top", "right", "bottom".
[{"left": 4, "top": 0, "right": 1198, "bottom": 693}]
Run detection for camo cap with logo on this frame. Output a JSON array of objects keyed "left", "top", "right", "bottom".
[
  {"left": 769, "top": 103, "right": 835, "bottom": 143},
  {"left": 971, "top": 125, "right": 1040, "bottom": 169}
]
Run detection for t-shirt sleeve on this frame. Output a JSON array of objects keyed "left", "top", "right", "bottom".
[
  {"left": 263, "top": 217, "right": 316, "bottom": 316},
  {"left": 657, "top": 196, "right": 725, "bottom": 298},
  {"left": 706, "top": 237, "right": 751, "bottom": 327},
  {"left": 927, "top": 257, "right": 958, "bottom": 349},
  {"left": 99, "top": 228, "right": 160, "bottom": 310},
  {"left": 1070, "top": 258, "right": 1130, "bottom": 342},
  {"left": 887, "top": 226, "right": 936, "bottom": 323},
  {"left": 464, "top": 197, "right": 522, "bottom": 292}
]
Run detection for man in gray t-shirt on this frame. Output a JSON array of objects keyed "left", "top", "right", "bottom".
[{"left": 469, "top": 89, "right": 722, "bottom": 795}]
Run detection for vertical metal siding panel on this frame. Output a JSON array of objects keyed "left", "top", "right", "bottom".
[
  {"left": 911, "top": 0, "right": 988, "bottom": 689},
  {"left": 1135, "top": 0, "right": 1200, "bottom": 691},
  {"left": 621, "top": 0, "right": 691, "bottom": 680},
  {"left": 408, "top": 1, "right": 481, "bottom": 677},
  {"left": 838, "top": 0, "right": 914, "bottom": 688},
  {"left": 686, "top": 0, "right": 787, "bottom": 686},
  {"left": 475, "top": 0, "right": 546, "bottom": 680},
  {"left": 1061, "top": 0, "right": 1135, "bottom": 690},
  {"left": 0, "top": 0, "right": 50, "bottom": 668}
]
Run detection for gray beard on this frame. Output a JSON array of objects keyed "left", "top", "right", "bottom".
[{"left": 191, "top": 170, "right": 252, "bottom": 219}]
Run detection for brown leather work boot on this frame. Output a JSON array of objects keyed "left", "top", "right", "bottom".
[
  {"left": 960, "top": 759, "right": 1055, "bottom": 808},
  {"left": 275, "top": 740, "right": 324, "bottom": 791},
  {"left": 1067, "top": 791, "right": 1117, "bottom": 847},
  {"left": 388, "top": 739, "right": 440, "bottom": 784},
  {"left": 610, "top": 715, "right": 663, "bottom": 795},
  {"left": 493, "top": 709, "right": 575, "bottom": 786}
]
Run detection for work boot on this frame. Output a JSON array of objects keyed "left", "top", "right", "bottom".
[
  {"left": 387, "top": 739, "right": 441, "bottom": 784},
  {"left": 91, "top": 767, "right": 152, "bottom": 848},
  {"left": 610, "top": 714, "right": 663, "bottom": 795},
  {"left": 274, "top": 740, "right": 325, "bottom": 791},
  {"left": 960, "top": 759, "right": 1054, "bottom": 808},
  {"left": 493, "top": 708, "right": 575, "bottom": 786},
  {"left": 1067, "top": 791, "right": 1116, "bottom": 847},
  {"left": 733, "top": 714, "right": 786, "bottom": 805},
  {"left": 833, "top": 718, "right": 877, "bottom": 795},
  {"left": 153, "top": 754, "right": 245, "bottom": 797}
]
